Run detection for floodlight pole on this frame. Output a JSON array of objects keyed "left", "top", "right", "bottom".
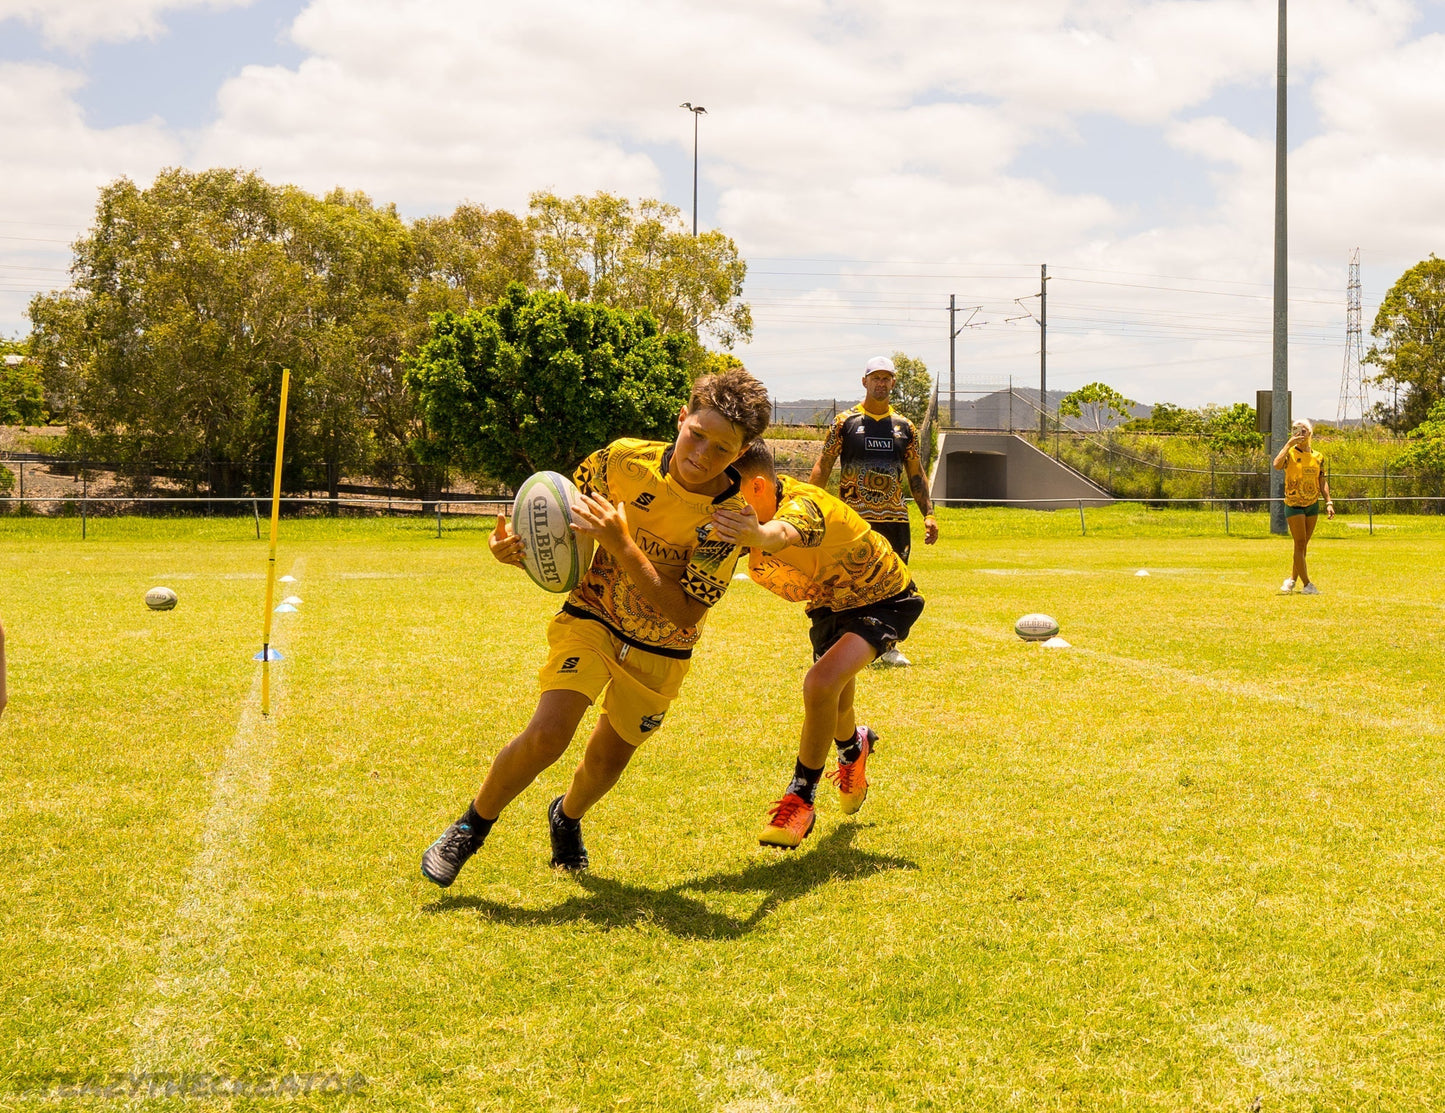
[
  {"left": 680, "top": 102, "right": 707, "bottom": 236},
  {"left": 1269, "top": 0, "right": 1289, "bottom": 536}
]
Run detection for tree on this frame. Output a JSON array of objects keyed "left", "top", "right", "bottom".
[
  {"left": 1059, "top": 382, "right": 1136, "bottom": 432},
  {"left": 1366, "top": 255, "right": 1445, "bottom": 432},
  {"left": 405, "top": 284, "right": 691, "bottom": 487},
  {"left": 1123, "top": 401, "right": 1204, "bottom": 434},
  {"left": 1204, "top": 403, "right": 1263, "bottom": 454},
  {"left": 889, "top": 352, "right": 933, "bottom": 426},
  {"left": 27, "top": 169, "right": 421, "bottom": 496},
  {"left": 282, "top": 187, "right": 420, "bottom": 502},
  {"left": 528, "top": 192, "right": 752, "bottom": 350},
  {"left": 1395, "top": 397, "right": 1445, "bottom": 480},
  {"left": 0, "top": 337, "right": 46, "bottom": 425},
  {"left": 29, "top": 169, "right": 307, "bottom": 490},
  {"left": 411, "top": 203, "right": 536, "bottom": 315}
]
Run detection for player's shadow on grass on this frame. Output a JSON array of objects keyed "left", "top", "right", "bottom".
[{"left": 427, "top": 823, "right": 915, "bottom": 940}]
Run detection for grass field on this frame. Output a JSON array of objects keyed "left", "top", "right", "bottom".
[{"left": 3, "top": 507, "right": 1442, "bottom": 1111}]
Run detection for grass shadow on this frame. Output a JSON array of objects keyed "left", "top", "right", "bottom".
[{"left": 424, "top": 823, "right": 916, "bottom": 939}]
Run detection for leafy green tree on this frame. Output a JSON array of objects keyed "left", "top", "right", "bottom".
[
  {"left": 1059, "top": 382, "right": 1136, "bottom": 431},
  {"left": 1124, "top": 401, "right": 1204, "bottom": 434},
  {"left": 29, "top": 169, "right": 305, "bottom": 490},
  {"left": 1204, "top": 402, "right": 1263, "bottom": 453},
  {"left": 411, "top": 203, "right": 536, "bottom": 315},
  {"left": 406, "top": 284, "right": 690, "bottom": 487},
  {"left": 282, "top": 188, "right": 419, "bottom": 501},
  {"left": 528, "top": 192, "right": 751, "bottom": 349},
  {"left": 1366, "top": 255, "right": 1445, "bottom": 432},
  {"left": 0, "top": 337, "right": 46, "bottom": 425},
  {"left": 889, "top": 352, "right": 933, "bottom": 426},
  {"left": 1395, "top": 397, "right": 1445, "bottom": 479},
  {"left": 27, "top": 169, "right": 422, "bottom": 496}
]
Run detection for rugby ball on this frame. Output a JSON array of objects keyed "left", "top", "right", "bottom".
[
  {"left": 1014, "top": 613, "right": 1059, "bottom": 641},
  {"left": 511, "top": 471, "right": 594, "bottom": 593},
  {"left": 145, "top": 586, "right": 178, "bottom": 611}
]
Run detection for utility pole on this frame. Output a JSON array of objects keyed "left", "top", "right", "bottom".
[
  {"left": 1039, "top": 264, "right": 1049, "bottom": 439},
  {"left": 1269, "top": 0, "right": 1289, "bottom": 536},
  {"left": 947, "top": 295, "right": 983, "bottom": 427}
]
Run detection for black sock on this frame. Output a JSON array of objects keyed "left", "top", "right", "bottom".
[
  {"left": 462, "top": 804, "right": 494, "bottom": 844},
  {"left": 836, "top": 732, "right": 862, "bottom": 764},
  {"left": 786, "top": 759, "right": 825, "bottom": 806}
]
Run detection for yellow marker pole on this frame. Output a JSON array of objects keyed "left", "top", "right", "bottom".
[{"left": 261, "top": 369, "right": 291, "bottom": 716}]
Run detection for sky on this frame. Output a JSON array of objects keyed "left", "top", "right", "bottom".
[{"left": 3, "top": 0, "right": 1445, "bottom": 419}]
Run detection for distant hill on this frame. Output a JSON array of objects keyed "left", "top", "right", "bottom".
[{"left": 773, "top": 388, "right": 1151, "bottom": 431}]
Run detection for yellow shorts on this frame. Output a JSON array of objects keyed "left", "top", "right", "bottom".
[{"left": 538, "top": 613, "right": 691, "bottom": 747}]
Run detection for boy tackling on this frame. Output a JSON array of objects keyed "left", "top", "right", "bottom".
[
  {"left": 421, "top": 369, "right": 771, "bottom": 885},
  {"left": 711, "top": 441, "right": 925, "bottom": 847}
]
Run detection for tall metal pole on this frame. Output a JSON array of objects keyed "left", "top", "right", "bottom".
[
  {"left": 949, "top": 293, "right": 956, "bottom": 426},
  {"left": 1039, "top": 263, "right": 1049, "bottom": 439},
  {"left": 680, "top": 102, "right": 707, "bottom": 236},
  {"left": 1269, "top": 0, "right": 1289, "bottom": 536}
]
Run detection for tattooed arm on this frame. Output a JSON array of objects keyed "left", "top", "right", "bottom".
[{"left": 903, "top": 445, "right": 938, "bottom": 545}]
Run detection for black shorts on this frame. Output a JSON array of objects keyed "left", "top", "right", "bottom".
[
  {"left": 808, "top": 584, "right": 925, "bottom": 661},
  {"left": 867, "top": 520, "right": 912, "bottom": 564}
]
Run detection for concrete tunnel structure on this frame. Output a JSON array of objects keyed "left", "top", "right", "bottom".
[{"left": 927, "top": 432, "right": 1111, "bottom": 511}]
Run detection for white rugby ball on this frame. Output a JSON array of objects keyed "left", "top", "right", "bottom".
[
  {"left": 511, "top": 471, "right": 594, "bottom": 593},
  {"left": 145, "top": 586, "right": 178, "bottom": 611},
  {"left": 1014, "top": 612, "right": 1059, "bottom": 641}
]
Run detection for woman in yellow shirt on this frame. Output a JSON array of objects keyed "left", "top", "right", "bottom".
[{"left": 1272, "top": 419, "right": 1334, "bottom": 594}]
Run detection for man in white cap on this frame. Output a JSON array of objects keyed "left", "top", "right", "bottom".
[{"left": 810, "top": 355, "right": 937, "bottom": 666}]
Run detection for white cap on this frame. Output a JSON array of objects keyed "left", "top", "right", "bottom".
[{"left": 864, "top": 356, "right": 895, "bottom": 375}]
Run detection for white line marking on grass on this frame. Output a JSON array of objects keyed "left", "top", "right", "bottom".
[
  {"left": 976, "top": 568, "right": 1093, "bottom": 576},
  {"left": 957, "top": 622, "right": 1444, "bottom": 737},
  {"left": 129, "top": 559, "right": 304, "bottom": 1072}
]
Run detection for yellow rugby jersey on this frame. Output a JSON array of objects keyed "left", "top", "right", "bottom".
[
  {"left": 1283, "top": 446, "right": 1326, "bottom": 507},
  {"left": 747, "top": 477, "right": 911, "bottom": 613},
  {"left": 565, "top": 439, "right": 744, "bottom": 657},
  {"left": 818, "top": 405, "right": 922, "bottom": 524}
]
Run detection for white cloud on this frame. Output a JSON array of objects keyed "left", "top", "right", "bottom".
[
  {"left": 0, "top": 61, "right": 180, "bottom": 329},
  {"left": 4, "top": 0, "right": 1445, "bottom": 415},
  {"left": 0, "top": 0, "right": 251, "bottom": 49}
]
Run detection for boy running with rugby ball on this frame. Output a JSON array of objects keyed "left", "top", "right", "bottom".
[
  {"left": 711, "top": 441, "right": 925, "bottom": 847},
  {"left": 421, "top": 369, "right": 771, "bottom": 884}
]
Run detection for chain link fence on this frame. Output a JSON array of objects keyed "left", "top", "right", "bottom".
[{"left": 1034, "top": 432, "right": 1442, "bottom": 512}]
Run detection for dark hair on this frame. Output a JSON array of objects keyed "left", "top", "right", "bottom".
[
  {"left": 689, "top": 367, "right": 771, "bottom": 442},
  {"left": 733, "top": 439, "right": 776, "bottom": 479}
]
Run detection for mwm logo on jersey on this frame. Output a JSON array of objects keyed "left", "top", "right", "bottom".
[
  {"left": 632, "top": 491, "right": 656, "bottom": 510},
  {"left": 635, "top": 530, "right": 688, "bottom": 563},
  {"left": 865, "top": 436, "right": 894, "bottom": 452}
]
